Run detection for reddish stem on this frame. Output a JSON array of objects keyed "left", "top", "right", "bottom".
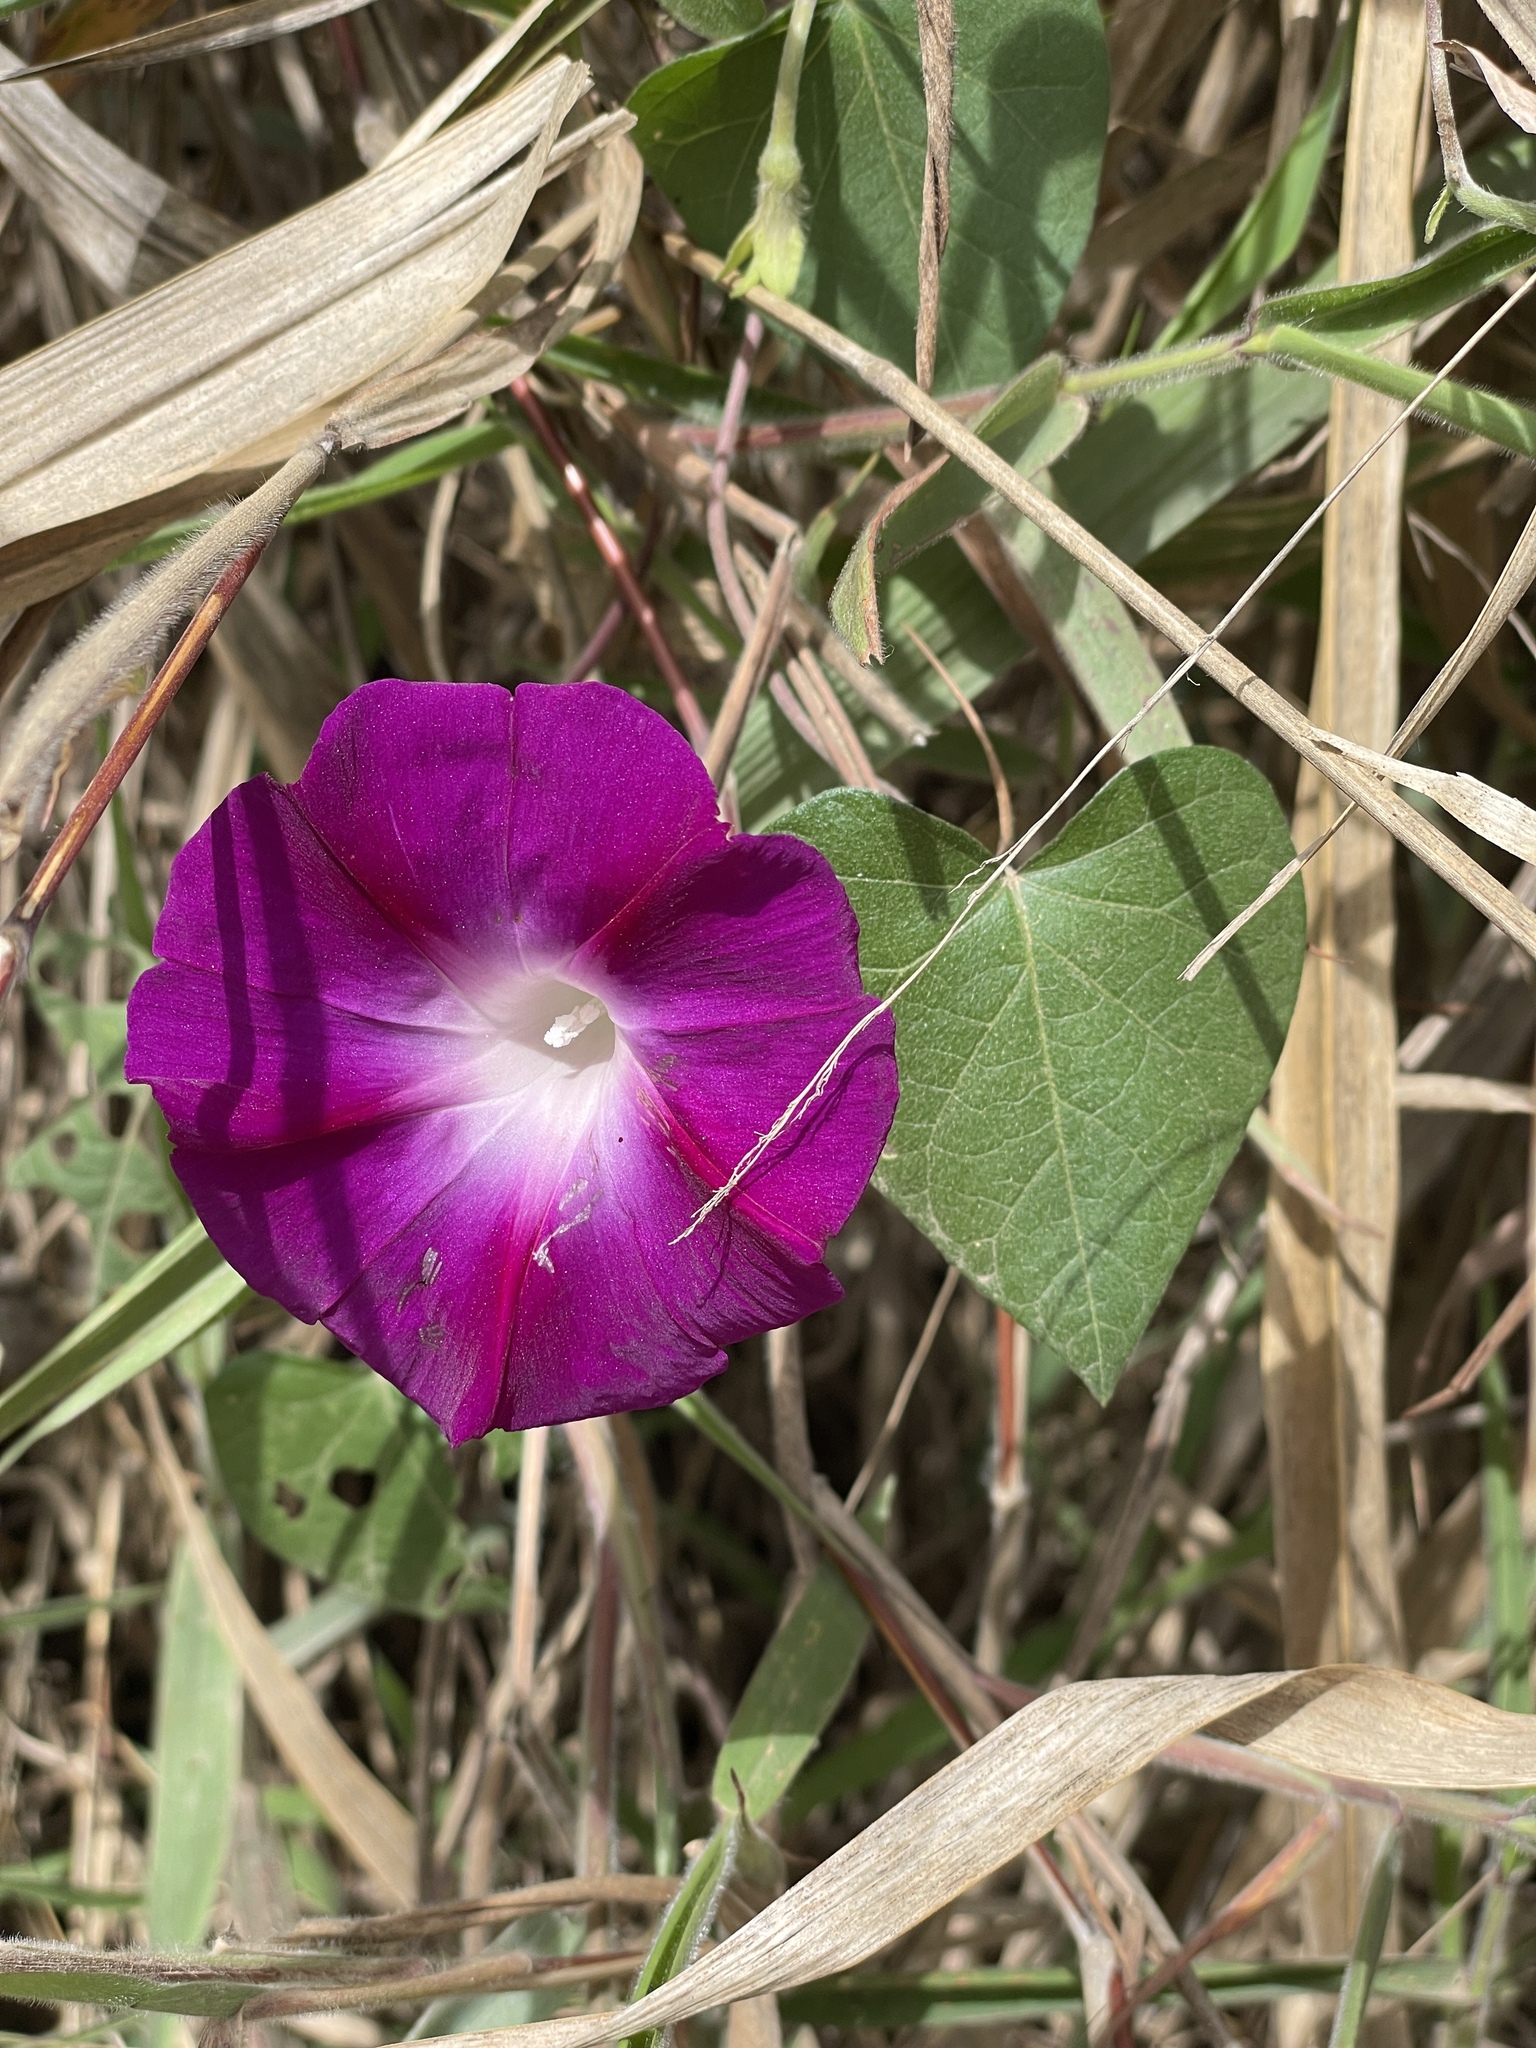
[
  {"left": 1405, "top": 1271, "right": 1536, "bottom": 1416},
  {"left": 1099, "top": 1803, "right": 1339, "bottom": 2037},
  {"left": 708, "top": 312, "right": 764, "bottom": 641},
  {"left": 558, "top": 504, "right": 663, "bottom": 684},
  {"left": 508, "top": 379, "right": 710, "bottom": 751},
  {"left": 0, "top": 536, "right": 269, "bottom": 1009},
  {"left": 830, "top": 1550, "right": 976, "bottom": 1750}
]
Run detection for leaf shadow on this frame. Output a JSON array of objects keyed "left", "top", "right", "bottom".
[{"left": 1135, "top": 756, "right": 1293, "bottom": 1065}]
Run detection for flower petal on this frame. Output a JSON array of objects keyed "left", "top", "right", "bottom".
[
  {"left": 130, "top": 968, "right": 515, "bottom": 1148},
  {"left": 502, "top": 679, "right": 726, "bottom": 970},
  {"left": 585, "top": 830, "right": 899, "bottom": 1250},
  {"left": 292, "top": 678, "right": 519, "bottom": 990},
  {"left": 170, "top": 1101, "right": 524, "bottom": 1327},
  {"left": 146, "top": 774, "right": 470, "bottom": 1026},
  {"left": 128, "top": 677, "right": 899, "bottom": 1438},
  {"left": 312, "top": 1055, "right": 840, "bottom": 1440}
]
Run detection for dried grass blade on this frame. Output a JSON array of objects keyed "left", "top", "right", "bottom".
[
  {"left": 0, "top": 57, "right": 587, "bottom": 541},
  {"left": 1185, "top": 490, "right": 1536, "bottom": 978},
  {"left": 913, "top": 0, "right": 954, "bottom": 397},
  {"left": 405, "top": 1669, "right": 1536, "bottom": 2048},
  {"left": 0, "top": 0, "right": 378, "bottom": 80},
  {"left": 1474, "top": 0, "right": 1536, "bottom": 72},
  {"left": 1315, "top": 734, "right": 1536, "bottom": 861},
  {"left": 704, "top": 539, "right": 795, "bottom": 785},
  {"left": 1442, "top": 39, "right": 1536, "bottom": 131},
  {"left": 336, "top": 127, "right": 641, "bottom": 453},
  {"left": 1260, "top": 0, "right": 1419, "bottom": 1958},
  {"left": 0, "top": 43, "right": 235, "bottom": 301}
]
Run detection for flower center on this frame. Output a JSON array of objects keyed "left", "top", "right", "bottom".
[
  {"left": 475, "top": 978, "right": 618, "bottom": 1099},
  {"left": 544, "top": 997, "right": 607, "bottom": 1051},
  {"left": 530, "top": 981, "right": 615, "bottom": 1070}
]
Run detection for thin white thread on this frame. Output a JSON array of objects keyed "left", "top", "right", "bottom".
[{"left": 676, "top": 267, "right": 1536, "bottom": 1240}]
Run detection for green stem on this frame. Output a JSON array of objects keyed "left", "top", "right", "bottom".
[
  {"left": 1062, "top": 334, "right": 1240, "bottom": 396},
  {"left": 769, "top": 0, "right": 817, "bottom": 159}
]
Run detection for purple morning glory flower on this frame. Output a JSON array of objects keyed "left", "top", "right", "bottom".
[{"left": 126, "top": 679, "right": 897, "bottom": 1441}]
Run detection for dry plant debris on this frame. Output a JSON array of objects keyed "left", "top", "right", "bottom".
[{"left": 0, "top": 2, "right": 1534, "bottom": 2047}]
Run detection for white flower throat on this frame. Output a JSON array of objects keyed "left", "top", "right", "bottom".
[{"left": 544, "top": 997, "right": 607, "bottom": 1049}]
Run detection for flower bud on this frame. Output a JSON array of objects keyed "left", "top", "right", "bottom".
[{"left": 751, "top": 133, "right": 806, "bottom": 297}]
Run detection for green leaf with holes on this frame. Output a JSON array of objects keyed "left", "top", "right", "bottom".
[
  {"left": 781, "top": 751, "right": 1306, "bottom": 1398},
  {"left": 11, "top": 1095, "right": 177, "bottom": 1298},
  {"left": 629, "top": 0, "right": 1108, "bottom": 393},
  {"left": 207, "top": 1354, "right": 465, "bottom": 1614}
]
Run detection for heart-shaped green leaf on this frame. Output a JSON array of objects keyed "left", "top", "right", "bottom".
[
  {"left": 629, "top": 0, "right": 1108, "bottom": 394},
  {"left": 665, "top": 0, "right": 764, "bottom": 37},
  {"left": 782, "top": 751, "right": 1305, "bottom": 1397}
]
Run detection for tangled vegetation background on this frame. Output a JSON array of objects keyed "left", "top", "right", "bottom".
[{"left": 1, "top": 0, "right": 1536, "bottom": 2041}]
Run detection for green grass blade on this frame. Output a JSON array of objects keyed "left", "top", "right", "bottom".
[
  {"left": 0, "top": 1861, "right": 143, "bottom": 1911},
  {"left": 713, "top": 1548, "right": 876, "bottom": 1822},
  {"left": 623, "top": 1819, "right": 739, "bottom": 2048},
  {"left": 779, "top": 1955, "right": 1470, "bottom": 2029},
  {"left": 0, "top": 1253, "right": 249, "bottom": 1472},
  {"left": 146, "top": 1538, "right": 243, "bottom": 1955},
  {"left": 1479, "top": 1309, "right": 1532, "bottom": 1716},
  {"left": 0, "top": 1221, "right": 236, "bottom": 1446},
  {"left": 0, "top": 1944, "right": 310, "bottom": 2015},
  {"left": 1326, "top": 1825, "right": 1402, "bottom": 2048},
  {"left": 116, "top": 419, "right": 527, "bottom": 567},
  {"left": 544, "top": 335, "right": 818, "bottom": 423},
  {"left": 674, "top": 1391, "right": 814, "bottom": 1530},
  {"left": 1157, "top": 7, "right": 1354, "bottom": 349},
  {"left": 781, "top": 1619, "right": 1073, "bottom": 1827},
  {"left": 0, "top": 1583, "right": 161, "bottom": 1636},
  {"left": 111, "top": 794, "right": 156, "bottom": 953}
]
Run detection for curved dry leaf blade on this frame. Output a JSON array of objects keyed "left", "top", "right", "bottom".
[
  {"left": 401, "top": 1669, "right": 1536, "bottom": 2048},
  {"left": 334, "top": 126, "right": 642, "bottom": 452},
  {"left": 0, "top": 56, "right": 587, "bottom": 542},
  {"left": 1318, "top": 734, "right": 1536, "bottom": 862},
  {"left": 1442, "top": 39, "right": 1536, "bottom": 133},
  {"left": 0, "top": 41, "right": 235, "bottom": 300},
  {"left": 1475, "top": 0, "right": 1536, "bottom": 78},
  {"left": 0, "top": 0, "right": 376, "bottom": 80}
]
